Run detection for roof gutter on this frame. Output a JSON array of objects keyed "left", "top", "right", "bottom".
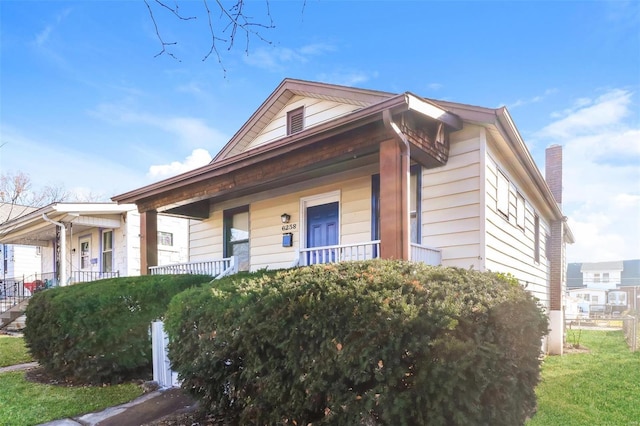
[{"left": 42, "top": 213, "right": 67, "bottom": 286}]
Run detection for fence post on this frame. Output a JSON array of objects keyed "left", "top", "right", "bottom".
[{"left": 151, "top": 320, "right": 179, "bottom": 388}]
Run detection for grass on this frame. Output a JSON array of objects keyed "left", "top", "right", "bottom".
[
  {"left": 0, "top": 336, "right": 144, "bottom": 425},
  {"left": 527, "top": 329, "right": 640, "bottom": 426},
  {"left": 0, "top": 335, "right": 33, "bottom": 367},
  {"left": 2, "top": 331, "right": 638, "bottom": 425}
]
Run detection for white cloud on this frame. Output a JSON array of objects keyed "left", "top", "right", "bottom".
[
  {"left": 540, "top": 89, "right": 632, "bottom": 139},
  {"left": 535, "top": 89, "right": 640, "bottom": 262},
  {"left": 32, "top": 8, "right": 71, "bottom": 47},
  {"left": 503, "top": 88, "right": 557, "bottom": 109},
  {"left": 242, "top": 42, "right": 335, "bottom": 71},
  {"left": 89, "top": 101, "right": 227, "bottom": 150},
  {"left": 147, "top": 148, "right": 212, "bottom": 179},
  {"left": 315, "top": 70, "right": 378, "bottom": 88},
  {"left": 0, "top": 124, "right": 149, "bottom": 199}
]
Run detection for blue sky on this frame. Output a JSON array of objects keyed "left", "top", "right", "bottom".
[{"left": 1, "top": 0, "right": 638, "bottom": 263}]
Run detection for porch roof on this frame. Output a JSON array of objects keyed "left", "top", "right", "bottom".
[
  {"left": 112, "top": 80, "right": 462, "bottom": 214},
  {"left": 0, "top": 202, "right": 136, "bottom": 246}
]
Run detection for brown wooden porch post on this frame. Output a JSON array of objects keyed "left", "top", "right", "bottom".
[
  {"left": 379, "top": 138, "right": 410, "bottom": 260},
  {"left": 140, "top": 210, "right": 158, "bottom": 275}
]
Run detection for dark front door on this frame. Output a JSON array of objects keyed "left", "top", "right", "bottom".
[{"left": 306, "top": 202, "right": 339, "bottom": 264}]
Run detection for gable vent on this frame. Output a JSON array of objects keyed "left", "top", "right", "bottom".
[{"left": 287, "top": 107, "right": 304, "bottom": 135}]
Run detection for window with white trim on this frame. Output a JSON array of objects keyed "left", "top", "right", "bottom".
[
  {"left": 158, "top": 231, "right": 173, "bottom": 246},
  {"left": 516, "top": 192, "right": 525, "bottom": 229},
  {"left": 102, "top": 230, "right": 113, "bottom": 273},
  {"left": 534, "top": 214, "right": 540, "bottom": 263},
  {"left": 497, "top": 170, "right": 509, "bottom": 217}
]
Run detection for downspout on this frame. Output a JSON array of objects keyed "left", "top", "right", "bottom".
[
  {"left": 42, "top": 214, "right": 67, "bottom": 286},
  {"left": 382, "top": 108, "right": 411, "bottom": 260}
]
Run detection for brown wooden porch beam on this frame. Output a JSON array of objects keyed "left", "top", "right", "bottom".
[
  {"left": 379, "top": 138, "right": 410, "bottom": 260},
  {"left": 137, "top": 122, "right": 390, "bottom": 213},
  {"left": 140, "top": 210, "right": 158, "bottom": 275}
]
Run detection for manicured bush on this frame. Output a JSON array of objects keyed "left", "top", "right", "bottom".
[
  {"left": 24, "top": 274, "right": 210, "bottom": 384},
  {"left": 165, "top": 260, "right": 548, "bottom": 425}
]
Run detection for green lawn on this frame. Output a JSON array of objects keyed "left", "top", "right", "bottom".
[
  {"left": 0, "top": 335, "right": 33, "bottom": 367},
  {"left": 0, "top": 336, "right": 144, "bottom": 425},
  {"left": 2, "top": 330, "right": 638, "bottom": 425},
  {"left": 527, "top": 329, "right": 640, "bottom": 425}
]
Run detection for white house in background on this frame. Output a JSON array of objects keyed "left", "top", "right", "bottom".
[
  {"left": 580, "top": 261, "right": 624, "bottom": 290},
  {"left": 0, "top": 204, "right": 41, "bottom": 285},
  {"left": 113, "top": 78, "right": 574, "bottom": 354},
  {"left": 0, "top": 202, "right": 189, "bottom": 287}
]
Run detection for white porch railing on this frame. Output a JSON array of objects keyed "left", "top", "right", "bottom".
[
  {"left": 410, "top": 243, "right": 442, "bottom": 266},
  {"left": 298, "top": 240, "right": 381, "bottom": 266},
  {"left": 148, "top": 257, "right": 236, "bottom": 278}
]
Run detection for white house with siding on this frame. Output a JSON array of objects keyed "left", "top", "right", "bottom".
[
  {"left": 0, "top": 203, "right": 189, "bottom": 286},
  {"left": 113, "top": 79, "right": 574, "bottom": 354}
]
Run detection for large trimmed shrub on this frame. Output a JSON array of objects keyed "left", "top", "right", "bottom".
[
  {"left": 24, "top": 274, "right": 210, "bottom": 384},
  {"left": 165, "top": 260, "right": 548, "bottom": 425}
]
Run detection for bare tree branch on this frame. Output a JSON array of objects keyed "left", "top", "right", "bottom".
[
  {"left": 0, "top": 171, "right": 69, "bottom": 225},
  {"left": 145, "top": 0, "right": 278, "bottom": 74}
]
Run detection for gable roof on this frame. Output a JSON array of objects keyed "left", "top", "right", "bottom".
[
  {"left": 113, "top": 79, "right": 462, "bottom": 207},
  {"left": 214, "top": 78, "right": 464, "bottom": 162},
  {"left": 112, "top": 78, "right": 572, "bottom": 236},
  {"left": 622, "top": 259, "right": 640, "bottom": 286},
  {"left": 581, "top": 261, "right": 624, "bottom": 272}
]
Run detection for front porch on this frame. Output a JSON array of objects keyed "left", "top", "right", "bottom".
[{"left": 147, "top": 241, "right": 442, "bottom": 276}]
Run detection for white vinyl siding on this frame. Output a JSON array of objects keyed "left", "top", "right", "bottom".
[
  {"left": 247, "top": 96, "right": 361, "bottom": 150},
  {"left": 422, "top": 126, "right": 482, "bottom": 269},
  {"left": 484, "top": 140, "right": 550, "bottom": 305},
  {"left": 187, "top": 171, "right": 372, "bottom": 272}
]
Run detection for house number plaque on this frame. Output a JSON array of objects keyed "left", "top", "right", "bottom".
[{"left": 281, "top": 223, "right": 297, "bottom": 231}]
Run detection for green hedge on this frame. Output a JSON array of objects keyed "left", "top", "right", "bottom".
[
  {"left": 165, "top": 260, "right": 548, "bottom": 425},
  {"left": 24, "top": 274, "right": 210, "bottom": 384}
]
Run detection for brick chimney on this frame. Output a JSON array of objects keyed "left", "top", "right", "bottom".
[
  {"left": 545, "top": 144, "right": 565, "bottom": 354},
  {"left": 545, "top": 144, "right": 563, "bottom": 207}
]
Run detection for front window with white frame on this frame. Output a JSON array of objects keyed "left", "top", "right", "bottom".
[{"left": 102, "top": 230, "right": 113, "bottom": 273}]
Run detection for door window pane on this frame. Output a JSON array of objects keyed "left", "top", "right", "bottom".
[{"left": 225, "top": 208, "right": 250, "bottom": 272}]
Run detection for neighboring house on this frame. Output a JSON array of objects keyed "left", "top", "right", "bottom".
[
  {"left": 581, "top": 261, "right": 623, "bottom": 290},
  {"left": 567, "top": 259, "right": 640, "bottom": 313},
  {"left": 0, "top": 202, "right": 189, "bottom": 285},
  {"left": 0, "top": 203, "right": 40, "bottom": 285},
  {"left": 0, "top": 202, "right": 189, "bottom": 329},
  {"left": 113, "top": 78, "right": 574, "bottom": 354}
]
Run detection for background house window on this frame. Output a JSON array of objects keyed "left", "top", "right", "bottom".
[
  {"left": 102, "top": 230, "right": 113, "bottom": 273},
  {"left": 497, "top": 170, "right": 509, "bottom": 217},
  {"left": 287, "top": 107, "right": 304, "bottom": 135},
  {"left": 224, "top": 206, "right": 250, "bottom": 272},
  {"left": 158, "top": 231, "right": 173, "bottom": 246},
  {"left": 594, "top": 273, "right": 601, "bottom": 283},
  {"left": 603, "top": 272, "right": 609, "bottom": 283}
]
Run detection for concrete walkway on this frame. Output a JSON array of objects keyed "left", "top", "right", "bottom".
[
  {"left": 0, "top": 362, "right": 197, "bottom": 425},
  {"left": 0, "top": 361, "right": 38, "bottom": 373}
]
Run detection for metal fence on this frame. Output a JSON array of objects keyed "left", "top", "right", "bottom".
[{"left": 566, "top": 315, "right": 638, "bottom": 352}]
